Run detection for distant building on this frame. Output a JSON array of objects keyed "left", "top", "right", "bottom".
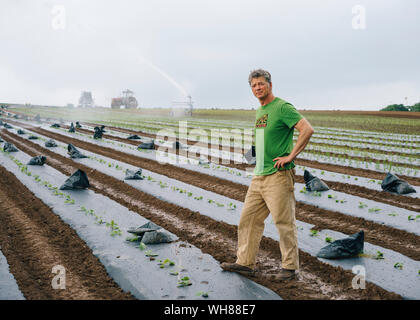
[{"left": 78, "top": 91, "right": 94, "bottom": 108}]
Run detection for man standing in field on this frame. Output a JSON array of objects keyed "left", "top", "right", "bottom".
[{"left": 221, "top": 69, "right": 314, "bottom": 280}]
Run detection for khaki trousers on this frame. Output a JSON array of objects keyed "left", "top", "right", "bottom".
[{"left": 236, "top": 168, "right": 299, "bottom": 270}]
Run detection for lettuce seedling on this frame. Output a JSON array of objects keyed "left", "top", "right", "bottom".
[
  {"left": 145, "top": 250, "right": 158, "bottom": 257},
  {"left": 325, "top": 236, "right": 333, "bottom": 243},
  {"left": 375, "top": 251, "right": 384, "bottom": 260},
  {"left": 394, "top": 262, "right": 403, "bottom": 270},
  {"left": 358, "top": 202, "right": 368, "bottom": 209},
  {"left": 177, "top": 276, "right": 192, "bottom": 287},
  {"left": 310, "top": 229, "right": 319, "bottom": 237},
  {"left": 126, "top": 235, "right": 140, "bottom": 242},
  {"left": 196, "top": 291, "right": 209, "bottom": 298}
]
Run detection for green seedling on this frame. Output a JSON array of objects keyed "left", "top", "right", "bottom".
[
  {"left": 327, "top": 194, "right": 335, "bottom": 199},
  {"left": 368, "top": 207, "right": 381, "bottom": 213},
  {"left": 388, "top": 212, "right": 398, "bottom": 217},
  {"left": 312, "top": 191, "right": 322, "bottom": 197},
  {"left": 106, "top": 220, "right": 119, "bottom": 230},
  {"left": 194, "top": 196, "right": 203, "bottom": 200},
  {"left": 325, "top": 236, "right": 333, "bottom": 243},
  {"left": 208, "top": 199, "right": 214, "bottom": 204},
  {"left": 227, "top": 203, "right": 237, "bottom": 210},
  {"left": 196, "top": 291, "right": 209, "bottom": 298},
  {"left": 177, "top": 276, "right": 192, "bottom": 287},
  {"left": 159, "top": 181, "right": 168, "bottom": 188},
  {"left": 216, "top": 202, "right": 224, "bottom": 207},
  {"left": 358, "top": 202, "right": 368, "bottom": 209},
  {"left": 310, "top": 229, "right": 319, "bottom": 237},
  {"left": 375, "top": 251, "right": 384, "bottom": 260},
  {"left": 187, "top": 192, "right": 193, "bottom": 197},
  {"left": 145, "top": 250, "right": 158, "bottom": 257},
  {"left": 110, "top": 229, "right": 122, "bottom": 236},
  {"left": 138, "top": 242, "right": 147, "bottom": 251},
  {"left": 126, "top": 235, "right": 140, "bottom": 242},
  {"left": 300, "top": 187, "right": 307, "bottom": 194},
  {"left": 394, "top": 262, "right": 403, "bottom": 270},
  {"left": 407, "top": 215, "right": 417, "bottom": 221},
  {"left": 170, "top": 271, "right": 179, "bottom": 276},
  {"left": 158, "top": 258, "right": 175, "bottom": 268},
  {"left": 95, "top": 216, "right": 105, "bottom": 225}
]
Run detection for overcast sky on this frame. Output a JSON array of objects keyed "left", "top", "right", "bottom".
[{"left": 1, "top": 0, "right": 419, "bottom": 110}]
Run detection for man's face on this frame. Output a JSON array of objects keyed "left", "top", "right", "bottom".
[{"left": 250, "top": 77, "right": 272, "bottom": 100}]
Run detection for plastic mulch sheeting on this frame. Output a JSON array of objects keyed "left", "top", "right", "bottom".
[
  {"left": 316, "top": 230, "right": 364, "bottom": 259},
  {"left": 59, "top": 169, "right": 90, "bottom": 190},
  {"left": 28, "top": 155, "right": 47, "bottom": 166},
  {"left": 93, "top": 125, "right": 106, "bottom": 139},
  {"left": 381, "top": 172, "right": 416, "bottom": 195},
  {"left": 124, "top": 168, "right": 144, "bottom": 180},
  {"left": 127, "top": 221, "right": 176, "bottom": 244},
  {"left": 244, "top": 145, "right": 256, "bottom": 165},
  {"left": 45, "top": 139, "right": 58, "bottom": 147},
  {"left": 3, "top": 142, "right": 18, "bottom": 152},
  {"left": 69, "top": 122, "right": 75, "bottom": 133},
  {"left": 138, "top": 140, "right": 154, "bottom": 150},
  {"left": 67, "top": 144, "right": 88, "bottom": 159},
  {"left": 303, "top": 169, "right": 329, "bottom": 191},
  {"left": 28, "top": 135, "right": 38, "bottom": 140},
  {"left": 76, "top": 121, "right": 82, "bottom": 128},
  {"left": 4, "top": 123, "right": 13, "bottom": 129},
  {"left": 17, "top": 129, "right": 25, "bottom": 135},
  {"left": 51, "top": 123, "right": 60, "bottom": 128}
]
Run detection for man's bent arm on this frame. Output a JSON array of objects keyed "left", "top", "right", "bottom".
[{"left": 289, "top": 118, "right": 314, "bottom": 161}]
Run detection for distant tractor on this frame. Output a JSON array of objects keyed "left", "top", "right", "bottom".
[{"left": 111, "top": 89, "right": 138, "bottom": 109}]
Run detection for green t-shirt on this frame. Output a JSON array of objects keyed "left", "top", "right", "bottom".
[{"left": 254, "top": 97, "right": 303, "bottom": 176}]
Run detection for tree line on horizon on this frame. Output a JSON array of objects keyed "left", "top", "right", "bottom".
[{"left": 381, "top": 102, "right": 420, "bottom": 112}]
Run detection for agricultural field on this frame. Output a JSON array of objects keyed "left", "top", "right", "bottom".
[{"left": 0, "top": 106, "right": 419, "bottom": 301}]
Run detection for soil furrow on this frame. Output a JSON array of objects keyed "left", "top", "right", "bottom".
[
  {"left": 0, "top": 166, "right": 135, "bottom": 300},
  {"left": 2, "top": 127, "right": 419, "bottom": 262},
  {"left": 0, "top": 129, "right": 403, "bottom": 300}
]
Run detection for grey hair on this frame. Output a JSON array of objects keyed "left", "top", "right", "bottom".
[{"left": 248, "top": 69, "right": 271, "bottom": 85}]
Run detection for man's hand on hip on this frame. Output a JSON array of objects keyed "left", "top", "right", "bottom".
[{"left": 273, "top": 154, "right": 294, "bottom": 169}]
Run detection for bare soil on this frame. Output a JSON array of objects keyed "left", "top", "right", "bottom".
[{"left": 0, "top": 165, "right": 135, "bottom": 300}]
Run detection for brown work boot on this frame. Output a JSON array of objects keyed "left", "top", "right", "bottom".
[
  {"left": 220, "top": 262, "right": 256, "bottom": 276},
  {"left": 274, "top": 268, "right": 297, "bottom": 281}
]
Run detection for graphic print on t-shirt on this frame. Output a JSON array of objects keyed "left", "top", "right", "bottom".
[{"left": 256, "top": 114, "right": 268, "bottom": 128}]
